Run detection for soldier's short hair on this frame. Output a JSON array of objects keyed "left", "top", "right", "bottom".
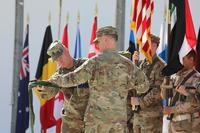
[
  {"left": 186, "top": 49, "right": 196, "bottom": 61},
  {"left": 150, "top": 34, "right": 160, "bottom": 46},
  {"left": 93, "top": 26, "right": 118, "bottom": 43},
  {"left": 47, "top": 40, "right": 65, "bottom": 60}
]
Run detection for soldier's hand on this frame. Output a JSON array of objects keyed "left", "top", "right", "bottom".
[
  {"left": 131, "top": 97, "right": 139, "bottom": 106},
  {"left": 160, "top": 77, "right": 173, "bottom": 99},
  {"left": 176, "top": 85, "right": 189, "bottom": 96},
  {"left": 163, "top": 106, "right": 175, "bottom": 115},
  {"left": 36, "top": 86, "right": 58, "bottom": 100},
  {"left": 132, "top": 51, "right": 139, "bottom": 64}
]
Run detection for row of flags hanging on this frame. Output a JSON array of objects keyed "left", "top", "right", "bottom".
[{"left": 15, "top": 0, "right": 200, "bottom": 132}]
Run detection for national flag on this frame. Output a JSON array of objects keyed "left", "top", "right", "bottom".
[
  {"left": 53, "top": 92, "right": 64, "bottom": 133},
  {"left": 135, "top": 0, "right": 154, "bottom": 63},
  {"left": 15, "top": 24, "right": 30, "bottom": 133},
  {"left": 62, "top": 24, "right": 69, "bottom": 48},
  {"left": 135, "top": 0, "right": 145, "bottom": 46},
  {"left": 34, "top": 25, "right": 57, "bottom": 133},
  {"left": 127, "top": 30, "right": 136, "bottom": 59},
  {"left": 74, "top": 24, "right": 82, "bottom": 58},
  {"left": 196, "top": 28, "right": 200, "bottom": 72},
  {"left": 88, "top": 16, "right": 98, "bottom": 58},
  {"left": 131, "top": 0, "right": 138, "bottom": 32},
  {"left": 162, "top": 0, "right": 197, "bottom": 76},
  {"left": 52, "top": 25, "right": 69, "bottom": 133},
  {"left": 157, "top": 0, "right": 168, "bottom": 62},
  {"left": 127, "top": 0, "right": 137, "bottom": 59}
]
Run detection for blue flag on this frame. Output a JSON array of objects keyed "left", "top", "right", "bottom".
[
  {"left": 16, "top": 24, "right": 30, "bottom": 133},
  {"left": 157, "top": 0, "right": 168, "bottom": 62},
  {"left": 74, "top": 25, "right": 82, "bottom": 58}
]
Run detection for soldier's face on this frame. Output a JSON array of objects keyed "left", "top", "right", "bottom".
[
  {"left": 95, "top": 36, "right": 107, "bottom": 52},
  {"left": 182, "top": 56, "right": 194, "bottom": 69},
  {"left": 55, "top": 51, "right": 71, "bottom": 68},
  {"left": 150, "top": 41, "right": 158, "bottom": 56},
  {"left": 55, "top": 54, "right": 66, "bottom": 67}
]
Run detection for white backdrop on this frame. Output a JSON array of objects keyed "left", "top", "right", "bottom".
[{"left": 0, "top": 0, "right": 200, "bottom": 132}]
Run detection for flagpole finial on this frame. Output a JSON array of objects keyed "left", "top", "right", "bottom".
[
  {"left": 95, "top": 3, "right": 98, "bottom": 16},
  {"left": 48, "top": 11, "right": 51, "bottom": 25},
  {"left": 26, "top": 14, "right": 30, "bottom": 24},
  {"left": 66, "top": 12, "right": 69, "bottom": 24},
  {"left": 77, "top": 10, "right": 80, "bottom": 24}
]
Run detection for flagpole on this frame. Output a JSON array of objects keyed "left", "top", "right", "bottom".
[
  {"left": 48, "top": 11, "right": 51, "bottom": 25},
  {"left": 58, "top": 0, "right": 62, "bottom": 39},
  {"left": 66, "top": 12, "right": 69, "bottom": 25},
  {"left": 11, "top": 0, "right": 24, "bottom": 133},
  {"left": 116, "top": 0, "right": 126, "bottom": 50},
  {"left": 95, "top": 2, "right": 98, "bottom": 17},
  {"left": 164, "top": 0, "right": 173, "bottom": 107}
]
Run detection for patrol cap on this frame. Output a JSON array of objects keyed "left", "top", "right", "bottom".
[
  {"left": 93, "top": 26, "right": 118, "bottom": 43},
  {"left": 47, "top": 40, "right": 65, "bottom": 60},
  {"left": 150, "top": 34, "right": 160, "bottom": 45}
]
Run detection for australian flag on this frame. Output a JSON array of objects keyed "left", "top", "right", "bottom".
[{"left": 16, "top": 24, "right": 30, "bottom": 133}]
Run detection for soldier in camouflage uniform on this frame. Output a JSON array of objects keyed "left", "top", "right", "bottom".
[
  {"left": 131, "top": 34, "right": 166, "bottom": 133},
  {"left": 38, "top": 40, "right": 89, "bottom": 133},
  {"left": 162, "top": 50, "right": 200, "bottom": 133},
  {"left": 49, "top": 26, "right": 150, "bottom": 133}
]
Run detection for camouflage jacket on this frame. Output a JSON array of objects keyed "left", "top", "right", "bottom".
[
  {"left": 50, "top": 50, "right": 149, "bottom": 124},
  {"left": 49, "top": 58, "right": 89, "bottom": 120},
  {"left": 172, "top": 68, "right": 200, "bottom": 115},
  {"left": 137, "top": 55, "right": 165, "bottom": 117}
]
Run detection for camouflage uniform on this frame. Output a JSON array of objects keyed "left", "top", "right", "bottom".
[
  {"left": 43, "top": 40, "right": 89, "bottom": 133},
  {"left": 48, "top": 59, "right": 89, "bottom": 133},
  {"left": 167, "top": 69, "right": 200, "bottom": 133},
  {"left": 127, "top": 90, "right": 134, "bottom": 133},
  {"left": 133, "top": 55, "right": 165, "bottom": 133},
  {"left": 50, "top": 50, "right": 149, "bottom": 133}
]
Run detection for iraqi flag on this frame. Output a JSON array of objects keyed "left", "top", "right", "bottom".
[{"left": 162, "top": 0, "right": 197, "bottom": 76}]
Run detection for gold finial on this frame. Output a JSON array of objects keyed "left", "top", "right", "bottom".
[
  {"left": 66, "top": 12, "right": 69, "bottom": 24},
  {"left": 77, "top": 10, "right": 80, "bottom": 24},
  {"left": 26, "top": 14, "right": 30, "bottom": 24},
  {"left": 48, "top": 11, "right": 51, "bottom": 25},
  {"left": 95, "top": 3, "right": 98, "bottom": 16}
]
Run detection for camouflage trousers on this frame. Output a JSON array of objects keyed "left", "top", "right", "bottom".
[
  {"left": 169, "top": 117, "right": 200, "bottom": 133},
  {"left": 192, "top": 117, "right": 200, "bottom": 133},
  {"left": 133, "top": 115, "right": 163, "bottom": 133},
  {"left": 169, "top": 119, "right": 192, "bottom": 133},
  {"left": 84, "top": 122, "right": 127, "bottom": 133},
  {"left": 61, "top": 117, "right": 84, "bottom": 133}
]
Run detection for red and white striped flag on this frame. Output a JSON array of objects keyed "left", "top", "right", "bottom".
[{"left": 135, "top": 0, "right": 154, "bottom": 63}]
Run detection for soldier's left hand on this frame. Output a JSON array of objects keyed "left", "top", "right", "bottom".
[
  {"left": 176, "top": 85, "right": 189, "bottom": 96},
  {"left": 131, "top": 97, "right": 139, "bottom": 106},
  {"left": 163, "top": 106, "right": 174, "bottom": 115}
]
